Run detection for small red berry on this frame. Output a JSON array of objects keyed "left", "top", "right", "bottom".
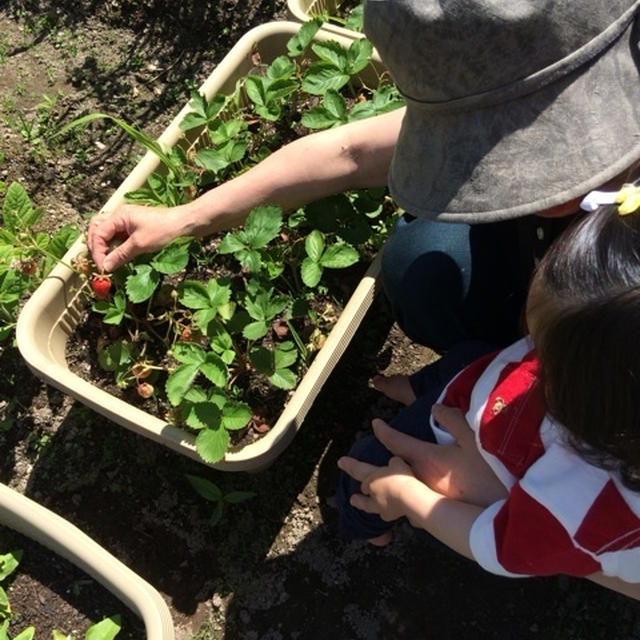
[
  {"left": 180, "top": 326, "right": 193, "bottom": 342},
  {"left": 91, "top": 275, "right": 112, "bottom": 299},
  {"left": 20, "top": 259, "right": 37, "bottom": 276},
  {"left": 137, "top": 382, "right": 154, "bottom": 398}
]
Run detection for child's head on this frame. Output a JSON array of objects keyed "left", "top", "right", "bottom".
[{"left": 528, "top": 190, "right": 640, "bottom": 486}]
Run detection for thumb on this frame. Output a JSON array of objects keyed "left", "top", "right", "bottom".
[
  {"left": 102, "top": 239, "right": 136, "bottom": 272},
  {"left": 431, "top": 404, "right": 473, "bottom": 443},
  {"left": 372, "top": 418, "right": 433, "bottom": 464}
]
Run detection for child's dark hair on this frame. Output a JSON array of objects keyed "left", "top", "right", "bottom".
[{"left": 534, "top": 197, "right": 640, "bottom": 489}]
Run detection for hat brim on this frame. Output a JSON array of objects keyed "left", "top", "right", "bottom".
[{"left": 389, "top": 17, "right": 640, "bottom": 222}]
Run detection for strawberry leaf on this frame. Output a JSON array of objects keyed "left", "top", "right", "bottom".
[{"left": 196, "top": 427, "right": 229, "bottom": 463}]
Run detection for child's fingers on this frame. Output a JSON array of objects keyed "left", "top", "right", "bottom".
[
  {"left": 372, "top": 418, "right": 436, "bottom": 464},
  {"left": 431, "top": 404, "right": 474, "bottom": 443},
  {"left": 337, "top": 456, "right": 379, "bottom": 482}
]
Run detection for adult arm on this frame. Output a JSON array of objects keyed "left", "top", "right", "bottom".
[{"left": 89, "top": 107, "right": 405, "bottom": 271}]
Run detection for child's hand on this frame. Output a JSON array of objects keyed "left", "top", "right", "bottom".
[
  {"left": 372, "top": 406, "right": 509, "bottom": 506},
  {"left": 337, "top": 455, "right": 424, "bottom": 522}
]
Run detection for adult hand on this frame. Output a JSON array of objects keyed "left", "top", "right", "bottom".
[
  {"left": 337, "top": 455, "right": 423, "bottom": 522},
  {"left": 372, "top": 405, "right": 509, "bottom": 506},
  {"left": 87, "top": 203, "right": 188, "bottom": 272}
]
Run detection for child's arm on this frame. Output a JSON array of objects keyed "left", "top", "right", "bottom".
[{"left": 337, "top": 455, "right": 483, "bottom": 560}]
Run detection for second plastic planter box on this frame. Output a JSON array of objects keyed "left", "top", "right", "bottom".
[
  {"left": 0, "top": 483, "right": 174, "bottom": 639},
  {"left": 16, "top": 21, "right": 385, "bottom": 472},
  {"left": 287, "top": 0, "right": 364, "bottom": 39}
]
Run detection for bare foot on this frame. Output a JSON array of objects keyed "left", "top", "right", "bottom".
[
  {"left": 371, "top": 374, "right": 416, "bottom": 406},
  {"left": 368, "top": 531, "right": 393, "bottom": 547}
]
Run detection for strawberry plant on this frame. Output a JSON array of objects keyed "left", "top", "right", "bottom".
[
  {"left": 59, "top": 22, "right": 404, "bottom": 465},
  {"left": 0, "top": 182, "right": 81, "bottom": 342}
]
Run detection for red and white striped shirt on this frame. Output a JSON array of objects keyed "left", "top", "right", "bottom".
[{"left": 430, "top": 338, "right": 640, "bottom": 582}]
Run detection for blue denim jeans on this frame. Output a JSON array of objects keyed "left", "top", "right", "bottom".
[
  {"left": 336, "top": 341, "right": 495, "bottom": 540},
  {"left": 380, "top": 213, "right": 571, "bottom": 351}
]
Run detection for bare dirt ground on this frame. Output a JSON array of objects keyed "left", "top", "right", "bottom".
[{"left": 2, "top": 2, "right": 640, "bottom": 639}]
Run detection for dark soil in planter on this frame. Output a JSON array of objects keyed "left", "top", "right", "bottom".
[{"left": 3, "top": 2, "right": 640, "bottom": 639}]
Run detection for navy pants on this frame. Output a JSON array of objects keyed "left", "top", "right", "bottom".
[
  {"left": 379, "top": 213, "right": 571, "bottom": 350},
  {"left": 337, "top": 341, "right": 495, "bottom": 540}
]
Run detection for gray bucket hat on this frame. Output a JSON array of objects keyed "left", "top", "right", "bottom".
[{"left": 364, "top": 0, "right": 640, "bottom": 222}]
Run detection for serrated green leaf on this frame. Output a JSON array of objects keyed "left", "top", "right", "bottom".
[
  {"left": 151, "top": 241, "right": 190, "bottom": 274},
  {"left": 125, "top": 264, "right": 160, "bottom": 303},
  {"left": 2, "top": 182, "right": 35, "bottom": 232},
  {"left": 247, "top": 74, "right": 268, "bottom": 105},
  {"left": 267, "top": 55, "right": 296, "bottom": 80},
  {"left": 207, "top": 320, "right": 233, "bottom": 350},
  {"left": 237, "top": 248, "right": 262, "bottom": 272},
  {"left": 312, "top": 40, "right": 348, "bottom": 70},
  {"left": 287, "top": 19, "right": 322, "bottom": 56},
  {"left": 323, "top": 89, "right": 347, "bottom": 120},
  {"left": 269, "top": 367, "right": 297, "bottom": 389},
  {"left": 301, "top": 106, "right": 340, "bottom": 130},
  {"left": 265, "top": 78, "right": 298, "bottom": 102},
  {"left": 172, "top": 341, "right": 206, "bottom": 365},
  {"left": 190, "top": 402, "right": 223, "bottom": 430},
  {"left": 179, "top": 111, "right": 207, "bottom": 131},
  {"left": 224, "top": 490, "right": 256, "bottom": 504},
  {"left": 346, "top": 38, "right": 373, "bottom": 74},
  {"left": 194, "top": 148, "right": 231, "bottom": 174},
  {"left": 97, "top": 341, "right": 132, "bottom": 373},
  {"left": 200, "top": 353, "right": 228, "bottom": 387},
  {"left": 243, "top": 205, "right": 283, "bottom": 249},
  {"left": 0, "top": 550, "right": 21, "bottom": 581},
  {"left": 221, "top": 401, "right": 252, "bottom": 430},
  {"left": 301, "top": 63, "right": 350, "bottom": 95},
  {"left": 301, "top": 257, "right": 323, "bottom": 287},
  {"left": 347, "top": 100, "right": 377, "bottom": 122},
  {"left": 196, "top": 427, "right": 229, "bottom": 463},
  {"left": 242, "top": 320, "right": 269, "bottom": 340},
  {"left": 257, "top": 99, "right": 283, "bottom": 120},
  {"left": 186, "top": 473, "right": 222, "bottom": 502},
  {"left": 274, "top": 341, "right": 298, "bottom": 370},
  {"left": 217, "top": 233, "right": 246, "bottom": 254},
  {"left": 100, "top": 290, "right": 126, "bottom": 325},
  {"left": 319, "top": 243, "right": 359, "bottom": 269},
  {"left": 179, "top": 280, "right": 210, "bottom": 309},
  {"left": 305, "top": 230, "right": 324, "bottom": 262},
  {"left": 49, "top": 224, "right": 81, "bottom": 259},
  {"left": 166, "top": 363, "right": 200, "bottom": 405},
  {"left": 85, "top": 615, "right": 122, "bottom": 640},
  {"left": 250, "top": 345, "right": 273, "bottom": 374}
]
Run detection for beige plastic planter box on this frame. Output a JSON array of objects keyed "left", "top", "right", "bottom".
[
  {"left": 16, "top": 22, "right": 385, "bottom": 472},
  {"left": 287, "top": 0, "right": 364, "bottom": 39},
  {"left": 0, "top": 483, "right": 174, "bottom": 639}
]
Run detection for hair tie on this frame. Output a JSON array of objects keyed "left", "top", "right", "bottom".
[
  {"left": 579, "top": 184, "right": 640, "bottom": 216},
  {"left": 615, "top": 184, "right": 640, "bottom": 216}
]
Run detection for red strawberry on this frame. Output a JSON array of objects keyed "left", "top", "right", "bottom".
[{"left": 91, "top": 275, "right": 112, "bottom": 299}]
